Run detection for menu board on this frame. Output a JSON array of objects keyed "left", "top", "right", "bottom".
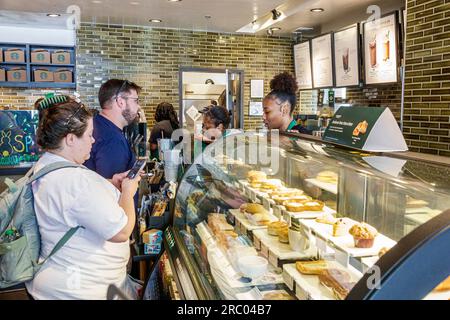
[
  {"left": 311, "top": 33, "right": 334, "bottom": 88},
  {"left": 363, "top": 13, "right": 399, "bottom": 85},
  {"left": 334, "top": 25, "right": 360, "bottom": 87},
  {"left": 293, "top": 41, "right": 312, "bottom": 90}
]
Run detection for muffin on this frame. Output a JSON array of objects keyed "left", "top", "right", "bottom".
[{"left": 349, "top": 223, "right": 378, "bottom": 248}]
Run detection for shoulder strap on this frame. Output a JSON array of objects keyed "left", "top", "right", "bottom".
[
  {"left": 39, "top": 226, "right": 84, "bottom": 265},
  {"left": 27, "top": 161, "right": 84, "bottom": 184}
]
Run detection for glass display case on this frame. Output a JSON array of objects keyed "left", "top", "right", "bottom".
[{"left": 166, "top": 130, "right": 450, "bottom": 300}]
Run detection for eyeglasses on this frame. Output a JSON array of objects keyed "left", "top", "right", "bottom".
[
  {"left": 119, "top": 96, "right": 140, "bottom": 104},
  {"left": 65, "top": 103, "right": 87, "bottom": 127}
]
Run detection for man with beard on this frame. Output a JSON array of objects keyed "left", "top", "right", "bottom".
[{"left": 84, "top": 79, "right": 142, "bottom": 189}]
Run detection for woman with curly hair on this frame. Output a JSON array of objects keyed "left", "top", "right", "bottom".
[
  {"left": 263, "top": 72, "right": 311, "bottom": 134},
  {"left": 149, "top": 102, "right": 180, "bottom": 159}
]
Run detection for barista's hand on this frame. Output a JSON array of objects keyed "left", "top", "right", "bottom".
[
  {"left": 121, "top": 175, "right": 141, "bottom": 195},
  {"left": 111, "top": 171, "right": 130, "bottom": 191}
]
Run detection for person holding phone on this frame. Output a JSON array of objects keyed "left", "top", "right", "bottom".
[{"left": 26, "top": 95, "right": 142, "bottom": 299}]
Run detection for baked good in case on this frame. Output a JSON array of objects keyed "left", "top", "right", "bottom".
[
  {"left": 260, "top": 179, "right": 283, "bottom": 190},
  {"left": 263, "top": 291, "right": 295, "bottom": 300},
  {"left": 277, "top": 227, "right": 289, "bottom": 243},
  {"left": 240, "top": 203, "right": 265, "bottom": 214},
  {"left": 247, "top": 170, "right": 267, "bottom": 183},
  {"left": 319, "top": 268, "right": 356, "bottom": 300},
  {"left": 283, "top": 200, "right": 324, "bottom": 212},
  {"left": 295, "top": 260, "right": 329, "bottom": 275},
  {"left": 332, "top": 219, "right": 347, "bottom": 237},
  {"left": 315, "top": 214, "right": 337, "bottom": 225},
  {"left": 349, "top": 222, "right": 378, "bottom": 248},
  {"left": 268, "top": 221, "right": 288, "bottom": 236},
  {"left": 270, "top": 188, "right": 304, "bottom": 198},
  {"left": 316, "top": 171, "right": 338, "bottom": 184},
  {"left": 274, "top": 194, "right": 311, "bottom": 206},
  {"left": 434, "top": 276, "right": 450, "bottom": 292}
]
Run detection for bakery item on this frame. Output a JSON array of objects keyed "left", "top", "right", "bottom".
[
  {"left": 270, "top": 188, "right": 304, "bottom": 198},
  {"left": 243, "top": 203, "right": 266, "bottom": 214},
  {"left": 268, "top": 221, "right": 288, "bottom": 236},
  {"left": 295, "top": 260, "right": 329, "bottom": 275},
  {"left": 332, "top": 219, "right": 347, "bottom": 237},
  {"left": 247, "top": 170, "right": 267, "bottom": 183},
  {"left": 319, "top": 268, "right": 356, "bottom": 300},
  {"left": 277, "top": 227, "right": 289, "bottom": 243},
  {"left": 349, "top": 222, "right": 378, "bottom": 248},
  {"left": 273, "top": 194, "right": 311, "bottom": 206},
  {"left": 434, "top": 276, "right": 450, "bottom": 292},
  {"left": 315, "top": 214, "right": 337, "bottom": 225},
  {"left": 263, "top": 291, "right": 294, "bottom": 300},
  {"left": 260, "top": 179, "right": 283, "bottom": 190},
  {"left": 316, "top": 171, "right": 338, "bottom": 184},
  {"left": 378, "top": 247, "right": 389, "bottom": 257},
  {"left": 283, "top": 200, "right": 325, "bottom": 212}
]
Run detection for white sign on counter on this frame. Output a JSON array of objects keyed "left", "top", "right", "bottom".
[
  {"left": 293, "top": 41, "right": 313, "bottom": 90},
  {"left": 334, "top": 24, "right": 360, "bottom": 87},
  {"left": 363, "top": 13, "right": 399, "bottom": 85},
  {"left": 312, "top": 33, "right": 334, "bottom": 88}
]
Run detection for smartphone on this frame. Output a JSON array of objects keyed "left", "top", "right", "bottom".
[{"left": 127, "top": 159, "right": 146, "bottom": 179}]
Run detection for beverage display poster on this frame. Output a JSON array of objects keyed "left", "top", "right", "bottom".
[
  {"left": 334, "top": 24, "right": 361, "bottom": 87},
  {"left": 293, "top": 41, "right": 313, "bottom": 90},
  {"left": 311, "top": 33, "right": 335, "bottom": 89},
  {"left": 0, "top": 110, "right": 40, "bottom": 166},
  {"left": 363, "top": 12, "right": 399, "bottom": 85}
]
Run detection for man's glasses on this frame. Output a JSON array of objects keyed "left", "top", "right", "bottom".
[
  {"left": 65, "top": 103, "right": 87, "bottom": 127},
  {"left": 120, "top": 96, "right": 140, "bottom": 104}
]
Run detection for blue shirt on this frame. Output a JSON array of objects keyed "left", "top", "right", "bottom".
[{"left": 84, "top": 114, "right": 136, "bottom": 179}]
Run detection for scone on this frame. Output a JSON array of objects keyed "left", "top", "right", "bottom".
[{"left": 296, "top": 260, "right": 329, "bottom": 275}]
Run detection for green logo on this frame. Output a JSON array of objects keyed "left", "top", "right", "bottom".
[
  {"left": 13, "top": 72, "right": 20, "bottom": 79},
  {"left": 60, "top": 73, "right": 67, "bottom": 80},
  {"left": 57, "top": 55, "right": 65, "bottom": 62},
  {"left": 41, "top": 72, "right": 47, "bottom": 79},
  {"left": 37, "top": 53, "right": 45, "bottom": 61},
  {"left": 11, "top": 52, "right": 19, "bottom": 60}
]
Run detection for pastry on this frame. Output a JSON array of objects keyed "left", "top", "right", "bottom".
[
  {"left": 358, "top": 120, "right": 368, "bottom": 134},
  {"left": 295, "top": 260, "right": 329, "bottom": 275},
  {"left": 316, "top": 171, "right": 338, "bottom": 184},
  {"left": 283, "top": 200, "right": 324, "bottom": 212},
  {"left": 349, "top": 222, "right": 378, "bottom": 248},
  {"left": 434, "top": 276, "right": 450, "bottom": 292},
  {"left": 270, "top": 188, "right": 304, "bottom": 198},
  {"left": 268, "top": 221, "right": 288, "bottom": 236},
  {"left": 273, "top": 194, "right": 311, "bottom": 206},
  {"left": 250, "top": 182, "right": 263, "bottom": 189},
  {"left": 277, "top": 227, "right": 289, "bottom": 243},
  {"left": 332, "top": 219, "right": 347, "bottom": 237},
  {"left": 243, "top": 203, "right": 266, "bottom": 215},
  {"left": 247, "top": 170, "right": 267, "bottom": 183},
  {"left": 319, "top": 268, "right": 356, "bottom": 300},
  {"left": 315, "top": 214, "right": 337, "bottom": 225},
  {"left": 260, "top": 179, "right": 283, "bottom": 190},
  {"left": 378, "top": 247, "right": 389, "bottom": 257}
]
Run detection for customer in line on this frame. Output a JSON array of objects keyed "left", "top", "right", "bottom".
[
  {"left": 262, "top": 72, "right": 311, "bottom": 134},
  {"left": 148, "top": 102, "right": 180, "bottom": 160},
  {"left": 26, "top": 95, "right": 141, "bottom": 300},
  {"left": 84, "top": 79, "right": 142, "bottom": 188}
]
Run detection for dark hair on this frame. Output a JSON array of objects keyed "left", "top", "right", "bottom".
[
  {"left": 265, "top": 72, "right": 298, "bottom": 114},
  {"left": 204, "top": 105, "right": 231, "bottom": 128},
  {"left": 98, "top": 79, "right": 142, "bottom": 109},
  {"left": 155, "top": 102, "right": 179, "bottom": 130},
  {"left": 35, "top": 96, "right": 93, "bottom": 150}
]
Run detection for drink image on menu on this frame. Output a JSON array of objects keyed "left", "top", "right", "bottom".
[
  {"left": 342, "top": 48, "right": 349, "bottom": 73},
  {"left": 383, "top": 31, "right": 390, "bottom": 62},
  {"left": 369, "top": 35, "right": 377, "bottom": 68}
]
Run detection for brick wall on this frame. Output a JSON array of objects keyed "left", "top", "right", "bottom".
[
  {"left": 403, "top": 0, "right": 450, "bottom": 156},
  {"left": 0, "top": 24, "right": 294, "bottom": 130}
]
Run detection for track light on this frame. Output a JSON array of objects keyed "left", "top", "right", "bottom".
[{"left": 271, "top": 9, "right": 281, "bottom": 20}]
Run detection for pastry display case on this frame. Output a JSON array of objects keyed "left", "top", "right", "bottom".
[{"left": 166, "top": 131, "right": 450, "bottom": 300}]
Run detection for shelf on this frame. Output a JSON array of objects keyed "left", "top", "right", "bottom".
[
  {"left": 30, "top": 63, "right": 75, "bottom": 67},
  {"left": 0, "top": 82, "right": 29, "bottom": 88},
  {"left": 282, "top": 205, "right": 336, "bottom": 222},
  {"left": 228, "top": 209, "right": 275, "bottom": 234},
  {"left": 0, "top": 62, "right": 27, "bottom": 65},
  {"left": 304, "top": 178, "right": 338, "bottom": 194},
  {"left": 30, "top": 82, "right": 76, "bottom": 89}
]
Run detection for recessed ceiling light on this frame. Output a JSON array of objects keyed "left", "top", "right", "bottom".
[
  {"left": 92, "top": 0, "right": 102, "bottom": 3},
  {"left": 47, "top": 13, "right": 61, "bottom": 17},
  {"left": 205, "top": 15, "right": 211, "bottom": 19},
  {"left": 130, "top": 1, "right": 140, "bottom": 5},
  {"left": 149, "top": 19, "right": 162, "bottom": 23},
  {"left": 310, "top": 8, "right": 324, "bottom": 12},
  {"left": 168, "top": 0, "right": 182, "bottom": 2}
]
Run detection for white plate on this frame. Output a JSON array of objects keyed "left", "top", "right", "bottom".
[{"left": 304, "top": 178, "right": 337, "bottom": 194}]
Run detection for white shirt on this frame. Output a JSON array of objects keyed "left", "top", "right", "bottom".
[{"left": 26, "top": 152, "right": 130, "bottom": 300}]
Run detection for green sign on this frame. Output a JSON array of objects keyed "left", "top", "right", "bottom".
[
  {"left": 37, "top": 53, "right": 45, "bottom": 61},
  {"left": 323, "top": 106, "right": 385, "bottom": 149}
]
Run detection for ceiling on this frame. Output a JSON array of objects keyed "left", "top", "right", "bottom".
[{"left": 0, "top": 0, "right": 405, "bottom": 36}]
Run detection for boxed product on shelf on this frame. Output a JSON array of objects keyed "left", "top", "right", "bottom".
[
  {"left": 0, "top": 68, "right": 5, "bottom": 82},
  {"left": 31, "top": 49, "right": 51, "bottom": 64},
  {"left": 34, "top": 68, "right": 54, "bottom": 82},
  {"left": 54, "top": 68, "right": 73, "bottom": 82},
  {"left": 142, "top": 229, "right": 163, "bottom": 245},
  {"left": 51, "top": 50, "right": 71, "bottom": 64},
  {"left": 4, "top": 48, "right": 25, "bottom": 63},
  {"left": 144, "top": 243, "right": 162, "bottom": 255},
  {"left": 6, "top": 67, "right": 26, "bottom": 82},
  {"left": 0, "top": 48, "right": 3, "bottom": 62}
]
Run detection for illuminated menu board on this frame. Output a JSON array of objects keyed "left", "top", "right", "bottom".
[
  {"left": 334, "top": 24, "right": 361, "bottom": 87},
  {"left": 293, "top": 41, "right": 313, "bottom": 90},
  {"left": 311, "top": 33, "right": 335, "bottom": 88}
]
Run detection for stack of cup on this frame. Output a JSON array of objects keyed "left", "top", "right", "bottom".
[
  {"left": 157, "top": 138, "right": 174, "bottom": 161},
  {"left": 164, "top": 149, "right": 181, "bottom": 182}
]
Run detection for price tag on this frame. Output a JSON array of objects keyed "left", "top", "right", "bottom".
[
  {"left": 254, "top": 236, "right": 261, "bottom": 250},
  {"left": 316, "top": 237, "right": 327, "bottom": 253},
  {"left": 240, "top": 223, "right": 247, "bottom": 235},
  {"left": 261, "top": 243, "right": 269, "bottom": 258},
  {"left": 234, "top": 221, "right": 241, "bottom": 233},
  {"left": 272, "top": 205, "right": 281, "bottom": 218},
  {"left": 268, "top": 251, "right": 279, "bottom": 268},
  {"left": 262, "top": 197, "right": 271, "bottom": 211},
  {"left": 282, "top": 270, "right": 294, "bottom": 290},
  {"left": 283, "top": 210, "right": 291, "bottom": 224},
  {"left": 251, "top": 190, "right": 257, "bottom": 202},
  {"left": 295, "top": 283, "right": 310, "bottom": 300},
  {"left": 335, "top": 248, "right": 349, "bottom": 267}
]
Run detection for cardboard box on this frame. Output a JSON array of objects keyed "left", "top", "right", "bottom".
[
  {"left": 4, "top": 48, "right": 25, "bottom": 63},
  {"left": 31, "top": 49, "right": 51, "bottom": 64},
  {"left": 34, "top": 69, "right": 54, "bottom": 82},
  {"left": 0, "top": 48, "right": 3, "bottom": 63},
  {"left": 142, "top": 229, "right": 163, "bottom": 245},
  {"left": 0, "top": 68, "right": 5, "bottom": 82},
  {"left": 51, "top": 50, "right": 71, "bottom": 64},
  {"left": 6, "top": 68, "right": 27, "bottom": 82},
  {"left": 54, "top": 69, "right": 73, "bottom": 83}
]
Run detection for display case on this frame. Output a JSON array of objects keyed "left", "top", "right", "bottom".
[{"left": 167, "top": 130, "right": 450, "bottom": 300}]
